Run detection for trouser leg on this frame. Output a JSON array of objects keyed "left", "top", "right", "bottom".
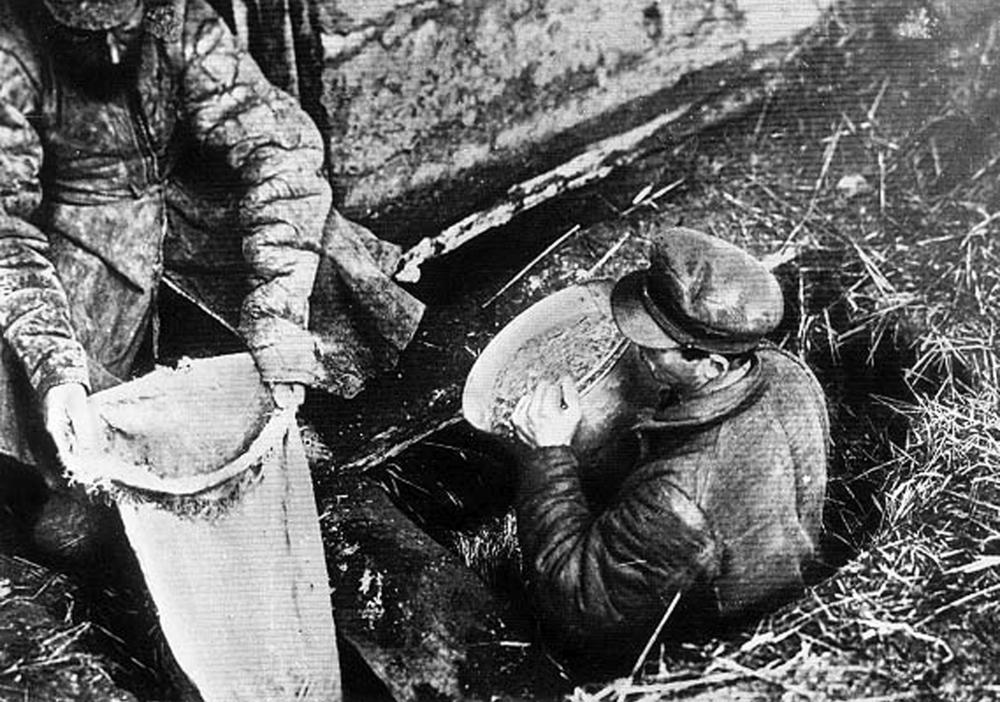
[
  {"left": 0, "top": 457, "right": 47, "bottom": 553},
  {"left": 0, "top": 455, "right": 118, "bottom": 569},
  {"left": 32, "top": 485, "right": 117, "bottom": 566}
]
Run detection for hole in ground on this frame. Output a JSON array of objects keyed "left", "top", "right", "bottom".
[{"left": 363, "top": 292, "right": 916, "bottom": 680}]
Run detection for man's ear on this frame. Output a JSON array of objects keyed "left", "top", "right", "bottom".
[{"left": 701, "top": 353, "right": 730, "bottom": 382}]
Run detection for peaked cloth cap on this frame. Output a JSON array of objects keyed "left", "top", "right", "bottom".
[
  {"left": 611, "top": 227, "right": 784, "bottom": 354},
  {"left": 43, "top": 0, "right": 140, "bottom": 31}
]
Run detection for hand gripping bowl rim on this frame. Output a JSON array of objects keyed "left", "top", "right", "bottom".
[{"left": 462, "top": 279, "right": 629, "bottom": 434}]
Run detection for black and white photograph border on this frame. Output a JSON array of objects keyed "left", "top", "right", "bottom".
[{"left": 3, "top": 0, "right": 1000, "bottom": 700}]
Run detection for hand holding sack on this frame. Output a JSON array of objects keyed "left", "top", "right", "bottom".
[
  {"left": 43, "top": 383, "right": 100, "bottom": 482},
  {"left": 63, "top": 354, "right": 341, "bottom": 702}
]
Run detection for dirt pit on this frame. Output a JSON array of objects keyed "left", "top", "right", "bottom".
[{"left": 366, "top": 285, "right": 913, "bottom": 645}]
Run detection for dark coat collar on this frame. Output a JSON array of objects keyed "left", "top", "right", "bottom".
[{"left": 633, "top": 357, "right": 766, "bottom": 431}]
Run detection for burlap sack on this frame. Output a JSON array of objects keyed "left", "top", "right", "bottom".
[{"left": 66, "top": 353, "right": 340, "bottom": 702}]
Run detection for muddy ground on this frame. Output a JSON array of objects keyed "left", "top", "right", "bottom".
[{"left": 4, "top": 1, "right": 1000, "bottom": 700}]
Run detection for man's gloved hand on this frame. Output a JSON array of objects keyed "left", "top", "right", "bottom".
[
  {"left": 42, "top": 382, "right": 99, "bottom": 482},
  {"left": 511, "top": 377, "right": 582, "bottom": 448},
  {"left": 269, "top": 382, "right": 306, "bottom": 411}
]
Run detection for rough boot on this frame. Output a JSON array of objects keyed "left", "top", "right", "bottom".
[{"left": 31, "top": 488, "right": 115, "bottom": 563}]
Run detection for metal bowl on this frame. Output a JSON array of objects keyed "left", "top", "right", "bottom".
[{"left": 463, "top": 281, "right": 658, "bottom": 467}]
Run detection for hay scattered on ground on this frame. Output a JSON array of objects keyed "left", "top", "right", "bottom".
[
  {"left": 566, "top": 2, "right": 1000, "bottom": 699},
  {"left": 452, "top": 511, "right": 521, "bottom": 591},
  {"left": 0, "top": 555, "right": 139, "bottom": 701},
  {"left": 358, "top": 4, "right": 1000, "bottom": 698}
]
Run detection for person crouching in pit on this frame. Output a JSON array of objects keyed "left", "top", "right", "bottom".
[{"left": 510, "top": 227, "right": 830, "bottom": 660}]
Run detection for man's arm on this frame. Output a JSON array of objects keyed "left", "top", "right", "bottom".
[
  {"left": 0, "top": 44, "right": 98, "bottom": 464},
  {"left": 177, "top": 0, "right": 332, "bottom": 390},
  {"left": 517, "top": 446, "right": 721, "bottom": 647},
  {"left": 512, "top": 380, "right": 721, "bottom": 647}
]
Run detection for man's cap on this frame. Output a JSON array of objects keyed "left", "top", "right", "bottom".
[
  {"left": 611, "top": 227, "right": 783, "bottom": 354},
  {"left": 43, "top": 0, "right": 140, "bottom": 31}
]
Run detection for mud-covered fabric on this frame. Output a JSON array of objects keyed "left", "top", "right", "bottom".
[
  {"left": 515, "top": 345, "right": 829, "bottom": 649},
  {"left": 164, "top": 192, "right": 427, "bottom": 399},
  {"left": 0, "top": 0, "right": 330, "bottom": 467},
  {"left": 178, "top": 0, "right": 328, "bottom": 383},
  {"left": 42, "top": 0, "right": 139, "bottom": 31}
]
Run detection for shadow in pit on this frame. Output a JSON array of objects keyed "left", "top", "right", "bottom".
[
  {"left": 366, "top": 424, "right": 525, "bottom": 603},
  {"left": 811, "top": 332, "right": 914, "bottom": 579},
  {"left": 771, "top": 248, "right": 917, "bottom": 580}
]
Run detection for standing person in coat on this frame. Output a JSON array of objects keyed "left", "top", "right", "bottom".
[
  {"left": 0, "top": 0, "right": 330, "bottom": 560},
  {"left": 511, "top": 227, "right": 829, "bottom": 657}
]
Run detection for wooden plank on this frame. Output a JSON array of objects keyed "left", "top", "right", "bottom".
[
  {"left": 320, "top": 472, "right": 570, "bottom": 702},
  {"left": 394, "top": 104, "right": 690, "bottom": 283},
  {"left": 395, "top": 65, "right": 790, "bottom": 282}
]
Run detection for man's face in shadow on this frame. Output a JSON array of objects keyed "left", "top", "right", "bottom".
[
  {"left": 44, "top": 1, "right": 145, "bottom": 95},
  {"left": 638, "top": 344, "right": 728, "bottom": 397}
]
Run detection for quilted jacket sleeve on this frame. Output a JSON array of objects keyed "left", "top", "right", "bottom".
[
  {"left": 0, "top": 38, "right": 90, "bottom": 398},
  {"left": 516, "top": 446, "right": 721, "bottom": 647},
  {"left": 178, "top": 0, "right": 332, "bottom": 384}
]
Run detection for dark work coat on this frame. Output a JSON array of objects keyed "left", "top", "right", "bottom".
[
  {"left": 0, "top": 0, "right": 423, "bottom": 469},
  {"left": 516, "top": 345, "right": 829, "bottom": 649}
]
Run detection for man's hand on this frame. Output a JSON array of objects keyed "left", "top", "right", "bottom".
[
  {"left": 511, "top": 377, "right": 582, "bottom": 448},
  {"left": 269, "top": 382, "right": 306, "bottom": 411},
  {"left": 43, "top": 383, "right": 99, "bottom": 478}
]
